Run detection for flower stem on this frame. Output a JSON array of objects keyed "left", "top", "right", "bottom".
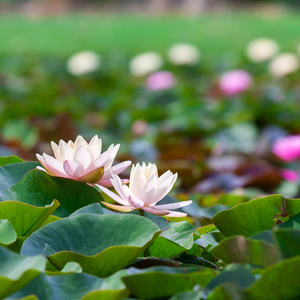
[{"left": 138, "top": 209, "right": 145, "bottom": 217}]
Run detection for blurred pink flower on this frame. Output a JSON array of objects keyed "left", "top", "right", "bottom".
[
  {"left": 146, "top": 71, "right": 176, "bottom": 91},
  {"left": 219, "top": 70, "right": 253, "bottom": 96},
  {"left": 272, "top": 135, "right": 300, "bottom": 162},
  {"left": 131, "top": 120, "right": 149, "bottom": 136},
  {"left": 98, "top": 163, "right": 192, "bottom": 217},
  {"left": 280, "top": 169, "right": 299, "bottom": 182}
]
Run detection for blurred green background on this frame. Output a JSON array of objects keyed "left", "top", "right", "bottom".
[{"left": 1, "top": 0, "right": 300, "bottom": 195}]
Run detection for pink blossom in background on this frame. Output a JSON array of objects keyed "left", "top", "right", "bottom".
[
  {"left": 131, "top": 120, "right": 149, "bottom": 136},
  {"left": 219, "top": 70, "right": 253, "bottom": 96},
  {"left": 146, "top": 71, "right": 176, "bottom": 91},
  {"left": 280, "top": 169, "right": 299, "bottom": 182},
  {"left": 272, "top": 135, "right": 300, "bottom": 162}
]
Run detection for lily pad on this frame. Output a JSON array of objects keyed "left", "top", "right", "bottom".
[
  {"left": 0, "top": 246, "right": 46, "bottom": 299},
  {"left": 210, "top": 236, "right": 279, "bottom": 267},
  {"left": 21, "top": 214, "right": 161, "bottom": 277},
  {"left": 212, "top": 195, "right": 300, "bottom": 237},
  {"left": 0, "top": 170, "right": 103, "bottom": 217}
]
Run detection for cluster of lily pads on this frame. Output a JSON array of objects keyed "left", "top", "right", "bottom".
[{"left": 1, "top": 133, "right": 300, "bottom": 299}]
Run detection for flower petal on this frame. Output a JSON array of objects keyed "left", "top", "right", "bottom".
[
  {"left": 165, "top": 211, "right": 187, "bottom": 218},
  {"left": 140, "top": 174, "right": 158, "bottom": 205},
  {"left": 111, "top": 160, "right": 132, "bottom": 175},
  {"left": 142, "top": 207, "right": 169, "bottom": 216},
  {"left": 88, "top": 135, "right": 102, "bottom": 159},
  {"left": 98, "top": 178, "right": 129, "bottom": 187},
  {"left": 51, "top": 141, "right": 61, "bottom": 160},
  {"left": 63, "top": 160, "right": 84, "bottom": 179},
  {"left": 152, "top": 200, "right": 193, "bottom": 210},
  {"left": 128, "top": 194, "right": 144, "bottom": 209},
  {"left": 73, "top": 135, "right": 88, "bottom": 150},
  {"left": 77, "top": 166, "right": 104, "bottom": 183},
  {"left": 96, "top": 184, "right": 129, "bottom": 206},
  {"left": 101, "top": 202, "right": 135, "bottom": 212},
  {"left": 73, "top": 145, "right": 93, "bottom": 170}
]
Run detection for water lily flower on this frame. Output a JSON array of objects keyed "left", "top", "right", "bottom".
[
  {"left": 67, "top": 51, "right": 100, "bottom": 76},
  {"left": 280, "top": 169, "right": 299, "bottom": 182},
  {"left": 36, "top": 135, "right": 131, "bottom": 186},
  {"left": 272, "top": 135, "right": 300, "bottom": 162},
  {"left": 269, "top": 53, "right": 299, "bottom": 78},
  {"left": 219, "top": 70, "right": 253, "bottom": 96},
  {"left": 129, "top": 52, "right": 163, "bottom": 76},
  {"left": 98, "top": 163, "right": 192, "bottom": 217},
  {"left": 168, "top": 43, "right": 200, "bottom": 65},
  {"left": 146, "top": 71, "right": 176, "bottom": 91},
  {"left": 246, "top": 38, "right": 278, "bottom": 62}
]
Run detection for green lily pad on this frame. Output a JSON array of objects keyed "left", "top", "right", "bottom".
[
  {"left": 0, "top": 219, "right": 17, "bottom": 245},
  {"left": 210, "top": 236, "right": 279, "bottom": 267},
  {"left": 8, "top": 270, "right": 129, "bottom": 300},
  {"left": 149, "top": 221, "right": 199, "bottom": 258},
  {"left": 21, "top": 214, "right": 161, "bottom": 277},
  {"left": 205, "top": 265, "right": 255, "bottom": 298},
  {"left": 273, "top": 228, "right": 300, "bottom": 259},
  {"left": 0, "top": 246, "right": 46, "bottom": 299},
  {"left": 122, "top": 266, "right": 215, "bottom": 299},
  {"left": 0, "top": 162, "right": 40, "bottom": 191},
  {"left": 246, "top": 256, "right": 300, "bottom": 300},
  {"left": 0, "top": 200, "right": 59, "bottom": 237},
  {"left": 212, "top": 195, "right": 300, "bottom": 237},
  {"left": 0, "top": 170, "right": 103, "bottom": 217},
  {"left": 0, "top": 156, "right": 24, "bottom": 167}
]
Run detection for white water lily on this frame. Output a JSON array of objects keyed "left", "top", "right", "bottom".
[
  {"left": 98, "top": 163, "right": 192, "bottom": 217},
  {"left": 246, "top": 38, "right": 278, "bottom": 63},
  {"left": 36, "top": 135, "right": 131, "bottom": 186},
  {"left": 67, "top": 51, "right": 100, "bottom": 76},
  {"left": 168, "top": 43, "right": 200, "bottom": 65},
  {"left": 129, "top": 52, "right": 163, "bottom": 76},
  {"left": 269, "top": 53, "right": 299, "bottom": 78}
]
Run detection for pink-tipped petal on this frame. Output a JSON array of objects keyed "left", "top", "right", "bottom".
[
  {"left": 111, "top": 160, "right": 132, "bottom": 175},
  {"left": 165, "top": 211, "right": 187, "bottom": 218},
  {"left": 63, "top": 160, "right": 84, "bottom": 179},
  {"left": 97, "top": 184, "right": 129, "bottom": 206},
  {"left": 142, "top": 207, "right": 169, "bottom": 216},
  {"left": 101, "top": 202, "right": 135, "bottom": 212},
  {"left": 128, "top": 195, "right": 144, "bottom": 209},
  {"left": 73, "top": 146, "right": 93, "bottom": 170},
  {"left": 77, "top": 166, "right": 104, "bottom": 183},
  {"left": 152, "top": 200, "right": 193, "bottom": 210}
]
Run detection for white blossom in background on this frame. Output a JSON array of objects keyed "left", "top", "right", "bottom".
[
  {"left": 129, "top": 52, "right": 163, "bottom": 76},
  {"left": 246, "top": 38, "right": 278, "bottom": 62},
  {"left": 269, "top": 53, "right": 299, "bottom": 78},
  {"left": 168, "top": 43, "right": 200, "bottom": 65},
  {"left": 36, "top": 135, "right": 131, "bottom": 186},
  {"left": 98, "top": 163, "right": 193, "bottom": 217},
  {"left": 67, "top": 51, "right": 100, "bottom": 76}
]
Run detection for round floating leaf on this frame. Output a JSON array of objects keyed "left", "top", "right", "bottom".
[
  {"left": 246, "top": 256, "right": 300, "bottom": 300},
  {"left": 0, "top": 219, "right": 17, "bottom": 245},
  {"left": 0, "top": 156, "right": 24, "bottom": 167},
  {"left": 273, "top": 228, "right": 300, "bottom": 259},
  {"left": 0, "top": 170, "right": 103, "bottom": 217},
  {"left": 21, "top": 214, "right": 161, "bottom": 277},
  {"left": 70, "top": 203, "right": 114, "bottom": 217},
  {"left": 0, "top": 246, "right": 46, "bottom": 299},
  {"left": 212, "top": 195, "right": 294, "bottom": 237},
  {"left": 8, "top": 270, "right": 129, "bottom": 300},
  {"left": 0, "top": 200, "right": 59, "bottom": 237},
  {"left": 149, "top": 221, "right": 199, "bottom": 258},
  {"left": 205, "top": 265, "right": 255, "bottom": 297},
  {"left": 122, "top": 266, "right": 215, "bottom": 299},
  {"left": 210, "top": 236, "right": 279, "bottom": 267},
  {"left": 0, "top": 162, "right": 39, "bottom": 191}
]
